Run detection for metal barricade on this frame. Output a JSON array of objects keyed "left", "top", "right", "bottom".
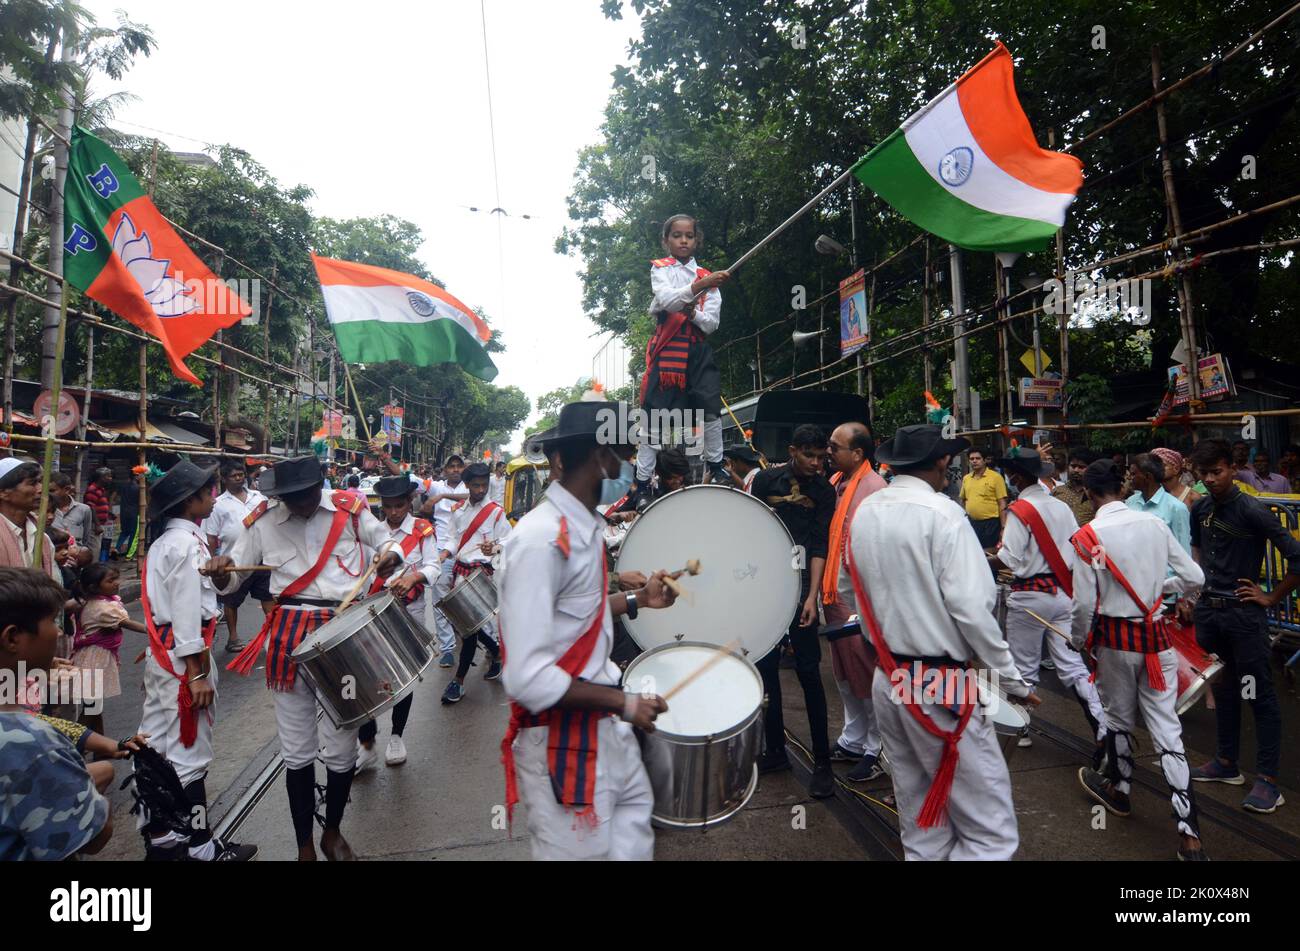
[{"left": 1259, "top": 496, "right": 1300, "bottom": 667}]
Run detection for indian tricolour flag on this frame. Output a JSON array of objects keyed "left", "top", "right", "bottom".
[
  {"left": 312, "top": 254, "right": 498, "bottom": 381},
  {"left": 852, "top": 43, "right": 1083, "bottom": 252}
]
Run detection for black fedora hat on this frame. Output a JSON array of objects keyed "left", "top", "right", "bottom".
[
  {"left": 545, "top": 401, "right": 637, "bottom": 449},
  {"left": 259, "top": 455, "right": 326, "bottom": 498},
  {"left": 724, "top": 445, "right": 760, "bottom": 465},
  {"left": 997, "top": 447, "right": 1050, "bottom": 478},
  {"left": 148, "top": 460, "right": 217, "bottom": 518},
  {"left": 375, "top": 474, "right": 416, "bottom": 498},
  {"left": 875, "top": 424, "right": 970, "bottom": 468}
]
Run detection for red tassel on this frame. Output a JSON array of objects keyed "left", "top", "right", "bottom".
[
  {"left": 660, "top": 371, "right": 687, "bottom": 390},
  {"left": 178, "top": 678, "right": 197, "bottom": 748},
  {"left": 225, "top": 610, "right": 276, "bottom": 675},
  {"left": 1145, "top": 652, "right": 1167, "bottom": 692},
  {"left": 916, "top": 736, "right": 961, "bottom": 828}
]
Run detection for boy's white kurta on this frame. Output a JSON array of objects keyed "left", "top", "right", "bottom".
[
  {"left": 849, "top": 474, "right": 1030, "bottom": 860},
  {"left": 498, "top": 482, "right": 653, "bottom": 860},
  {"left": 379, "top": 513, "right": 439, "bottom": 624},
  {"left": 140, "top": 518, "right": 221, "bottom": 786}
]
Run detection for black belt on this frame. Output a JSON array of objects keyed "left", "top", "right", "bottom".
[
  {"left": 1201, "top": 592, "right": 1242, "bottom": 610},
  {"left": 892, "top": 652, "right": 963, "bottom": 667},
  {"left": 276, "top": 596, "right": 340, "bottom": 608}
]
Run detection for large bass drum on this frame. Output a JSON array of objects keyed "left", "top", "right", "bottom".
[{"left": 292, "top": 592, "right": 436, "bottom": 728}]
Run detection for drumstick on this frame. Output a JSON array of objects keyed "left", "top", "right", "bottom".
[
  {"left": 662, "top": 639, "right": 741, "bottom": 702},
  {"left": 1023, "top": 608, "right": 1072, "bottom": 642},
  {"left": 339, "top": 540, "right": 400, "bottom": 613},
  {"left": 662, "top": 558, "right": 701, "bottom": 602}
]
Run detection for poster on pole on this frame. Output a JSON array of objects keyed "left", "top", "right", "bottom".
[
  {"left": 839, "top": 269, "right": 869, "bottom": 359},
  {"left": 381, "top": 405, "right": 404, "bottom": 447},
  {"left": 1018, "top": 377, "right": 1064, "bottom": 409},
  {"left": 1168, "top": 354, "right": 1235, "bottom": 406}
]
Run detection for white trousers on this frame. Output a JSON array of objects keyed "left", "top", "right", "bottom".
[
  {"left": 274, "top": 675, "right": 360, "bottom": 772},
  {"left": 513, "top": 718, "right": 654, "bottom": 861},
  {"left": 835, "top": 678, "right": 881, "bottom": 757},
  {"left": 1005, "top": 589, "right": 1105, "bottom": 739},
  {"left": 1093, "top": 646, "right": 1199, "bottom": 839},
  {"left": 138, "top": 649, "right": 215, "bottom": 788},
  {"left": 432, "top": 558, "right": 458, "bottom": 655},
  {"left": 872, "top": 667, "right": 1019, "bottom": 860},
  {"left": 634, "top": 418, "right": 725, "bottom": 482}
]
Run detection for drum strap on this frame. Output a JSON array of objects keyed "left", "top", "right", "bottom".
[
  {"left": 845, "top": 528, "right": 975, "bottom": 829},
  {"left": 1007, "top": 499, "right": 1073, "bottom": 598},
  {"left": 226, "top": 506, "right": 353, "bottom": 678},
  {"left": 367, "top": 528, "right": 429, "bottom": 601},
  {"left": 455, "top": 502, "right": 502, "bottom": 557},
  {"left": 139, "top": 565, "right": 217, "bottom": 749},
  {"left": 1070, "top": 524, "right": 1167, "bottom": 691},
  {"left": 500, "top": 558, "right": 609, "bottom": 830}
]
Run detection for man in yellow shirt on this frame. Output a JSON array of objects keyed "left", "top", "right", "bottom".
[{"left": 960, "top": 448, "right": 1008, "bottom": 549}]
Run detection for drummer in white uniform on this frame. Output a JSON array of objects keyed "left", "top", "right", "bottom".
[
  {"left": 139, "top": 460, "right": 256, "bottom": 861},
  {"left": 355, "top": 475, "right": 439, "bottom": 769},
  {"left": 848, "top": 425, "right": 1037, "bottom": 860},
  {"left": 207, "top": 456, "right": 401, "bottom": 861},
  {"left": 499, "top": 400, "right": 679, "bottom": 861}
]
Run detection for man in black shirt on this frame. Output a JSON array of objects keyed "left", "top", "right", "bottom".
[
  {"left": 750, "top": 424, "right": 836, "bottom": 798},
  {"left": 1187, "top": 439, "right": 1300, "bottom": 813}
]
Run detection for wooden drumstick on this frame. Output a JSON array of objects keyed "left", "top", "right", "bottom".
[
  {"left": 1023, "top": 608, "right": 1072, "bottom": 642},
  {"left": 662, "top": 639, "right": 741, "bottom": 702},
  {"left": 339, "top": 540, "right": 401, "bottom": 613},
  {"left": 662, "top": 558, "right": 701, "bottom": 601}
]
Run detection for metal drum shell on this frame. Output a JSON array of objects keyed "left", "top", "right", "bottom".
[
  {"left": 624, "top": 642, "right": 764, "bottom": 830},
  {"left": 292, "top": 592, "right": 436, "bottom": 729},
  {"left": 436, "top": 567, "right": 499, "bottom": 639}
]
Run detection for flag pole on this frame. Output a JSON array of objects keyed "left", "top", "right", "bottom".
[
  {"left": 338, "top": 355, "right": 372, "bottom": 442},
  {"left": 724, "top": 167, "right": 855, "bottom": 274},
  {"left": 32, "top": 281, "right": 68, "bottom": 568}
]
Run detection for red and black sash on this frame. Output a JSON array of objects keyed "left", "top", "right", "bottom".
[
  {"left": 263, "top": 608, "right": 334, "bottom": 691},
  {"left": 1070, "top": 523, "right": 1168, "bottom": 691},
  {"left": 1006, "top": 498, "right": 1073, "bottom": 598},
  {"left": 501, "top": 556, "right": 609, "bottom": 827},
  {"left": 139, "top": 569, "right": 218, "bottom": 749},
  {"left": 638, "top": 261, "right": 709, "bottom": 404},
  {"left": 845, "top": 529, "right": 975, "bottom": 829}
]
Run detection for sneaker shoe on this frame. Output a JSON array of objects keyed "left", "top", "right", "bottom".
[
  {"left": 1178, "top": 844, "right": 1210, "bottom": 862},
  {"left": 847, "top": 754, "right": 885, "bottom": 783},
  {"left": 631, "top": 478, "right": 654, "bottom": 513},
  {"left": 757, "top": 749, "right": 791, "bottom": 774},
  {"left": 1242, "top": 778, "right": 1285, "bottom": 814},
  {"left": 1191, "top": 758, "right": 1245, "bottom": 785},
  {"left": 144, "top": 839, "right": 190, "bottom": 861},
  {"left": 809, "top": 760, "right": 835, "bottom": 799},
  {"left": 355, "top": 742, "right": 379, "bottom": 773},
  {"left": 385, "top": 736, "right": 408, "bottom": 767},
  {"left": 829, "top": 742, "right": 863, "bottom": 763},
  {"left": 484, "top": 655, "right": 502, "bottom": 681},
  {"left": 1077, "top": 766, "right": 1131, "bottom": 817},
  {"left": 441, "top": 681, "right": 464, "bottom": 705},
  {"left": 211, "top": 839, "right": 258, "bottom": 862},
  {"left": 1041, "top": 657, "right": 1056, "bottom": 671},
  {"left": 1017, "top": 728, "right": 1033, "bottom": 748},
  {"left": 438, "top": 650, "right": 455, "bottom": 669}
]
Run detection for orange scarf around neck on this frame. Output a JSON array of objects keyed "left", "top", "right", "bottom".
[{"left": 822, "top": 461, "right": 872, "bottom": 605}]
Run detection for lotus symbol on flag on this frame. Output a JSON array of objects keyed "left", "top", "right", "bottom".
[{"left": 111, "top": 210, "right": 198, "bottom": 318}]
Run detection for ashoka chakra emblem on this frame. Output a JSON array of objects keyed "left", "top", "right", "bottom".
[
  {"left": 938, "top": 146, "right": 974, "bottom": 186},
  {"left": 406, "top": 291, "right": 437, "bottom": 317}
]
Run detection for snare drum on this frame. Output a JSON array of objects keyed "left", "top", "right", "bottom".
[
  {"left": 623, "top": 642, "right": 764, "bottom": 829},
  {"left": 1169, "top": 619, "right": 1223, "bottom": 715},
  {"left": 435, "top": 567, "right": 498, "bottom": 639},
  {"left": 986, "top": 694, "right": 1030, "bottom": 764}
]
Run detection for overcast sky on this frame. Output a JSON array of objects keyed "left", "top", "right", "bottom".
[{"left": 85, "top": 0, "right": 639, "bottom": 448}]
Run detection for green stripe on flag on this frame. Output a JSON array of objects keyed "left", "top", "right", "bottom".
[
  {"left": 853, "top": 131, "right": 1059, "bottom": 252},
  {"left": 332, "top": 319, "right": 498, "bottom": 382}
]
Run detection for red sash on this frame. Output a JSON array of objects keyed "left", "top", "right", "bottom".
[
  {"left": 226, "top": 504, "right": 356, "bottom": 677},
  {"left": 845, "top": 527, "right": 975, "bottom": 829},
  {"left": 1007, "top": 499, "right": 1074, "bottom": 598},
  {"left": 139, "top": 565, "right": 217, "bottom": 748},
  {"left": 1070, "top": 523, "right": 1167, "bottom": 691},
  {"left": 501, "top": 558, "right": 609, "bottom": 827},
  {"left": 368, "top": 519, "right": 433, "bottom": 601},
  {"left": 455, "top": 502, "right": 501, "bottom": 557}
]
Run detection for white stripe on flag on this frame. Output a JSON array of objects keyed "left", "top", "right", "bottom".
[{"left": 321, "top": 283, "right": 483, "bottom": 342}]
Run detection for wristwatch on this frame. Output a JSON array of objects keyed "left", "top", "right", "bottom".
[{"left": 625, "top": 591, "right": 639, "bottom": 619}]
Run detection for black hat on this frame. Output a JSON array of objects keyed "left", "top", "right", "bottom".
[
  {"left": 375, "top": 475, "right": 415, "bottom": 499},
  {"left": 996, "top": 447, "right": 1050, "bottom": 478},
  {"left": 724, "top": 445, "right": 760, "bottom": 465},
  {"left": 545, "top": 401, "right": 636, "bottom": 449},
  {"left": 875, "top": 424, "right": 970, "bottom": 468},
  {"left": 148, "top": 460, "right": 217, "bottom": 518},
  {"left": 259, "top": 455, "right": 326, "bottom": 497}
]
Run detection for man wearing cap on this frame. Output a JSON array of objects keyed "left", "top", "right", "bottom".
[
  {"left": 723, "top": 444, "right": 760, "bottom": 492},
  {"left": 138, "top": 460, "right": 256, "bottom": 861},
  {"left": 499, "top": 401, "right": 679, "bottom": 860},
  {"left": 0, "top": 457, "right": 59, "bottom": 581},
  {"left": 355, "top": 475, "right": 440, "bottom": 770},
  {"left": 848, "top": 424, "right": 1037, "bottom": 860},
  {"left": 994, "top": 448, "right": 1104, "bottom": 753},
  {"left": 207, "top": 456, "right": 401, "bottom": 861}
]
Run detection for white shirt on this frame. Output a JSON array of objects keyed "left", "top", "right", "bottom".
[
  {"left": 848, "top": 475, "right": 1029, "bottom": 695},
  {"left": 201, "top": 488, "right": 267, "bottom": 555},
  {"left": 219, "top": 492, "right": 392, "bottom": 606},
  {"left": 650, "top": 256, "right": 721, "bottom": 334},
  {"left": 429, "top": 479, "right": 470, "bottom": 541},
  {"left": 146, "top": 519, "right": 219, "bottom": 658},
  {"left": 742, "top": 468, "right": 757, "bottom": 492},
  {"left": 489, "top": 474, "right": 506, "bottom": 506},
  {"left": 996, "top": 483, "right": 1079, "bottom": 578},
  {"left": 1070, "top": 500, "right": 1204, "bottom": 644},
  {"left": 499, "top": 482, "right": 620, "bottom": 714},
  {"left": 2, "top": 513, "right": 59, "bottom": 581},
  {"left": 442, "top": 496, "right": 510, "bottom": 565},
  {"left": 382, "top": 513, "right": 439, "bottom": 586}
]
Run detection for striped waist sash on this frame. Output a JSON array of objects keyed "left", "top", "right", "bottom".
[{"left": 1009, "top": 572, "right": 1064, "bottom": 595}]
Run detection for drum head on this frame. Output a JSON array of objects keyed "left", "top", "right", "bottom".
[
  {"left": 987, "top": 693, "right": 1030, "bottom": 731},
  {"left": 614, "top": 485, "right": 800, "bottom": 659},
  {"left": 623, "top": 642, "right": 762, "bottom": 739},
  {"left": 292, "top": 593, "right": 397, "bottom": 659}
]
